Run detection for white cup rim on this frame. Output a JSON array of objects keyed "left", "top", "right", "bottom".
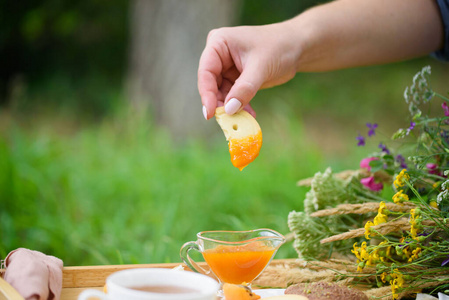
[{"left": 106, "top": 268, "right": 219, "bottom": 298}]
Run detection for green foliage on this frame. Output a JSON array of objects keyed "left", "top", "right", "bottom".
[
  {"left": 287, "top": 67, "right": 449, "bottom": 298},
  {"left": 0, "top": 106, "right": 323, "bottom": 265},
  {"left": 0, "top": 0, "right": 128, "bottom": 104},
  {"left": 1, "top": 0, "right": 448, "bottom": 270},
  {"left": 1, "top": 58, "right": 447, "bottom": 266},
  {"left": 239, "top": 0, "right": 324, "bottom": 25},
  {"left": 288, "top": 168, "right": 383, "bottom": 260}
]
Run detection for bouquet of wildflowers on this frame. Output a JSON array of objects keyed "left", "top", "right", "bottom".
[{"left": 288, "top": 66, "right": 449, "bottom": 299}]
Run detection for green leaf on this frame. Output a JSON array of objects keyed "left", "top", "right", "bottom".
[{"left": 369, "top": 159, "right": 384, "bottom": 172}]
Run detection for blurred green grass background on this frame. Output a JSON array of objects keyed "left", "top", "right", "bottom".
[
  {"left": 1, "top": 58, "right": 448, "bottom": 266},
  {"left": 1, "top": 0, "right": 449, "bottom": 266}
]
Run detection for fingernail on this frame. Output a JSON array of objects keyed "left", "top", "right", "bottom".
[
  {"left": 202, "top": 105, "right": 208, "bottom": 120},
  {"left": 225, "top": 98, "right": 242, "bottom": 115}
]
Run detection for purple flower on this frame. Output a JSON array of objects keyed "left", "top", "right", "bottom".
[
  {"left": 356, "top": 134, "right": 365, "bottom": 146},
  {"left": 395, "top": 154, "right": 407, "bottom": 169},
  {"left": 378, "top": 143, "right": 390, "bottom": 154},
  {"left": 366, "top": 123, "right": 378, "bottom": 137},
  {"left": 360, "top": 176, "right": 383, "bottom": 192},
  {"left": 442, "top": 102, "right": 449, "bottom": 117},
  {"left": 442, "top": 255, "right": 449, "bottom": 267},
  {"left": 406, "top": 121, "right": 416, "bottom": 135}
]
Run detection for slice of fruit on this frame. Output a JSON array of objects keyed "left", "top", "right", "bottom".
[
  {"left": 222, "top": 283, "right": 261, "bottom": 300},
  {"left": 215, "top": 106, "right": 262, "bottom": 171}
]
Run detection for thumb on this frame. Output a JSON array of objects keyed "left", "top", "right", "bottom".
[{"left": 224, "top": 62, "right": 265, "bottom": 115}]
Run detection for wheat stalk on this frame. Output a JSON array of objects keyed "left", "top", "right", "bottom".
[
  {"left": 364, "top": 277, "right": 449, "bottom": 300},
  {"left": 297, "top": 169, "right": 364, "bottom": 186},
  {"left": 253, "top": 258, "right": 364, "bottom": 288},
  {"left": 320, "top": 219, "right": 438, "bottom": 244},
  {"left": 320, "top": 219, "right": 410, "bottom": 244},
  {"left": 311, "top": 202, "right": 416, "bottom": 217}
]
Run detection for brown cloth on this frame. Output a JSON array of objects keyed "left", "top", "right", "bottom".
[{"left": 3, "top": 248, "right": 63, "bottom": 300}]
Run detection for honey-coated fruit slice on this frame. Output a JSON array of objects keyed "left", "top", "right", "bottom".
[
  {"left": 222, "top": 283, "right": 261, "bottom": 300},
  {"left": 215, "top": 107, "right": 262, "bottom": 171}
]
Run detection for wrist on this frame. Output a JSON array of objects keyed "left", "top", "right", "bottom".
[{"left": 283, "top": 9, "right": 326, "bottom": 73}]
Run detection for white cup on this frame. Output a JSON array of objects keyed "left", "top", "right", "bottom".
[{"left": 77, "top": 268, "right": 219, "bottom": 300}]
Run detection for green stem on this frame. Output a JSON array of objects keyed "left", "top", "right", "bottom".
[{"left": 435, "top": 92, "right": 449, "bottom": 102}]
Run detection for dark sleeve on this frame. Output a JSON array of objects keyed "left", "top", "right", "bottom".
[{"left": 431, "top": 0, "right": 449, "bottom": 61}]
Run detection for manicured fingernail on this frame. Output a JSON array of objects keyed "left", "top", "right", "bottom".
[
  {"left": 202, "top": 105, "right": 208, "bottom": 120},
  {"left": 225, "top": 98, "right": 242, "bottom": 115}
]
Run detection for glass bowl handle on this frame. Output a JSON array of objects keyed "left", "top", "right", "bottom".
[{"left": 180, "top": 241, "right": 212, "bottom": 277}]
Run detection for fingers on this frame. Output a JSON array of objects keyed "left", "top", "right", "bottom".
[
  {"left": 243, "top": 104, "right": 256, "bottom": 118},
  {"left": 198, "top": 28, "right": 266, "bottom": 120},
  {"left": 198, "top": 41, "right": 223, "bottom": 120},
  {"left": 223, "top": 60, "right": 265, "bottom": 116},
  {"left": 198, "top": 69, "right": 219, "bottom": 120}
]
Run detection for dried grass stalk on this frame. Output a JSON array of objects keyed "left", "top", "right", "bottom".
[
  {"left": 303, "top": 259, "right": 357, "bottom": 273},
  {"left": 320, "top": 219, "right": 410, "bottom": 244},
  {"left": 320, "top": 219, "right": 438, "bottom": 244},
  {"left": 253, "top": 258, "right": 372, "bottom": 289},
  {"left": 364, "top": 286, "right": 394, "bottom": 300},
  {"left": 297, "top": 169, "right": 364, "bottom": 186},
  {"left": 253, "top": 264, "right": 341, "bottom": 288},
  {"left": 310, "top": 202, "right": 416, "bottom": 217},
  {"left": 365, "top": 277, "right": 449, "bottom": 300},
  {"left": 256, "top": 260, "right": 449, "bottom": 299}
]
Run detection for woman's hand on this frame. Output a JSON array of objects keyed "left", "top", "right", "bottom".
[
  {"left": 198, "top": 0, "right": 444, "bottom": 120},
  {"left": 198, "top": 23, "right": 301, "bottom": 120}
]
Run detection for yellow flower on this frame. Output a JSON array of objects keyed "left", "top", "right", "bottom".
[
  {"left": 393, "top": 190, "right": 409, "bottom": 204},
  {"left": 390, "top": 269, "right": 404, "bottom": 299},
  {"left": 357, "top": 262, "right": 365, "bottom": 272},
  {"left": 374, "top": 201, "right": 388, "bottom": 225},
  {"left": 360, "top": 241, "right": 369, "bottom": 260},
  {"left": 394, "top": 169, "right": 410, "bottom": 189},
  {"left": 410, "top": 224, "right": 418, "bottom": 240},
  {"left": 387, "top": 245, "right": 393, "bottom": 257},
  {"left": 374, "top": 212, "right": 387, "bottom": 225},
  {"left": 409, "top": 208, "right": 422, "bottom": 240},
  {"left": 380, "top": 243, "right": 393, "bottom": 262},
  {"left": 380, "top": 272, "right": 388, "bottom": 283},
  {"left": 364, "top": 221, "right": 374, "bottom": 239},
  {"left": 403, "top": 246, "right": 411, "bottom": 259},
  {"left": 390, "top": 280, "right": 399, "bottom": 299},
  {"left": 378, "top": 201, "right": 387, "bottom": 212},
  {"left": 351, "top": 242, "right": 362, "bottom": 261},
  {"left": 430, "top": 200, "right": 438, "bottom": 209},
  {"left": 367, "top": 250, "right": 379, "bottom": 266},
  {"left": 352, "top": 243, "right": 369, "bottom": 260},
  {"left": 351, "top": 242, "right": 370, "bottom": 272},
  {"left": 408, "top": 247, "right": 422, "bottom": 262},
  {"left": 352, "top": 242, "right": 369, "bottom": 272}
]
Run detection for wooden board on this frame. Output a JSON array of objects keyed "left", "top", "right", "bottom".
[
  {"left": 1, "top": 259, "right": 298, "bottom": 300},
  {"left": 0, "top": 277, "right": 24, "bottom": 300}
]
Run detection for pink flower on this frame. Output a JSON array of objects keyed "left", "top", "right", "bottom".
[
  {"left": 360, "top": 157, "right": 378, "bottom": 172},
  {"left": 361, "top": 176, "right": 383, "bottom": 192},
  {"left": 442, "top": 102, "right": 449, "bottom": 117},
  {"left": 426, "top": 163, "right": 439, "bottom": 175}
]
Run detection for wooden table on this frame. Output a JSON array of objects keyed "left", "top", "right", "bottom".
[{"left": 1, "top": 259, "right": 298, "bottom": 300}]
